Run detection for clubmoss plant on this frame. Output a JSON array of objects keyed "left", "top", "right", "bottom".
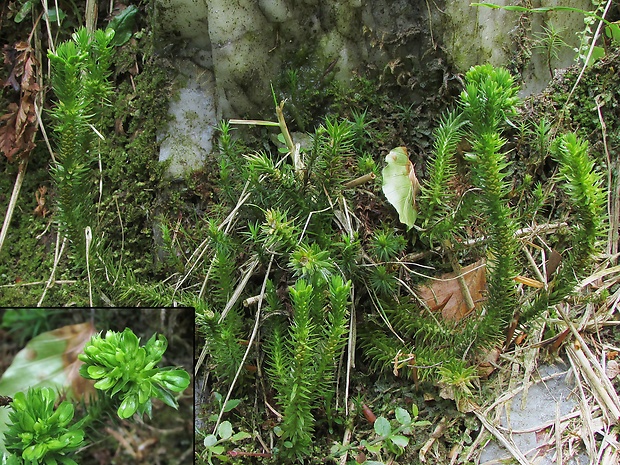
[
  {"left": 362, "top": 64, "right": 605, "bottom": 381},
  {"left": 266, "top": 275, "right": 351, "bottom": 460},
  {"left": 521, "top": 132, "right": 605, "bottom": 322},
  {"left": 461, "top": 64, "right": 521, "bottom": 343},
  {"left": 47, "top": 27, "right": 114, "bottom": 266},
  {"left": 369, "top": 227, "right": 407, "bottom": 263},
  {"left": 78, "top": 328, "right": 190, "bottom": 419},
  {"left": 418, "top": 110, "right": 466, "bottom": 247},
  {"left": 532, "top": 23, "right": 570, "bottom": 78},
  {"left": 3, "top": 387, "right": 84, "bottom": 465}
]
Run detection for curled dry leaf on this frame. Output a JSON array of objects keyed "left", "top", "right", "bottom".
[
  {"left": 382, "top": 146, "right": 420, "bottom": 230},
  {"left": 476, "top": 346, "right": 501, "bottom": 379},
  {"left": 34, "top": 185, "right": 49, "bottom": 217},
  {"left": 418, "top": 260, "right": 487, "bottom": 321},
  {"left": 0, "top": 41, "right": 40, "bottom": 162}
]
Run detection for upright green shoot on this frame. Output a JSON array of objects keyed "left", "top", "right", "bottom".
[{"left": 48, "top": 27, "right": 114, "bottom": 266}]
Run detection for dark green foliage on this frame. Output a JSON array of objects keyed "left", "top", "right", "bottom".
[
  {"left": 48, "top": 27, "right": 114, "bottom": 266},
  {"left": 418, "top": 110, "right": 465, "bottom": 241},
  {"left": 307, "top": 116, "right": 356, "bottom": 189},
  {"left": 266, "top": 276, "right": 351, "bottom": 460},
  {"left": 369, "top": 228, "right": 407, "bottom": 263},
  {"left": 362, "top": 64, "right": 605, "bottom": 381},
  {"left": 204, "top": 308, "right": 247, "bottom": 385},
  {"left": 369, "top": 265, "right": 398, "bottom": 297}
]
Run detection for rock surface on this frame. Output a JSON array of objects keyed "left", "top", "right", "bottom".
[{"left": 153, "top": 0, "right": 594, "bottom": 175}]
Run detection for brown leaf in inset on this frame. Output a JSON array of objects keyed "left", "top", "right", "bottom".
[
  {"left": 418, "top": 260, "right": 487, "bottom": 321},
  {"left": 53, "top": 322, "right": 98, "bottom": 402}
]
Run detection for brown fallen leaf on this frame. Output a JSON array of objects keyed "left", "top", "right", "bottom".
[
  {"left": 418, "top": 259, "right": 487, "bottom": 321},
  {"left": 476, "top": 346, "right": 501, "bottom": 379}
]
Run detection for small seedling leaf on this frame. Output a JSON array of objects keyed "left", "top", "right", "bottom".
[
  {"left": 223, "top": 398, "right": 241, "bottom": 412},
  {"left": 395, "top": 407, "right": 411, "bottom": 426},
  {"left": 204, "top": 434, "right": 218, "bottom": 448},
  {"left": 374, "top": 416, "right": 391, "bottom": 436},
  {"left": 217, "top": 421, "right": 233, "bottom": 440},
  {"left": 231, "top": 431, "right": 252, "bottom": 442},
  {"left": 389, "top": 435, "right": 409, "bottom": 448},
  {"left": 365, "top": 443, "right": 383, "bottom": 454}
]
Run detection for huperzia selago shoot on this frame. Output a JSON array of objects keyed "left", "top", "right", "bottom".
[
  {"left": 78, "top": 328, "right": 190, "bottom": 419},
  {"left": 2, "top": 328, "right": 189, "bottom": 464},
  {"left": 369, "top": 64, "right": 605, "bottom": 389},
  {"left": 47, "top": 27, "right": 114, "bottom": 268},
  {"left": 3, "top": 388, "right": 84, "bottom": 465}
]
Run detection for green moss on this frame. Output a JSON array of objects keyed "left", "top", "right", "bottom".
[{"left": 0, "top": 25, "right": 177, "bottom": 305}]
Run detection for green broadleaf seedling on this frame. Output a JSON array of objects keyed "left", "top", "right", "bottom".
[{"left": 382, "top": 146, "right": 420, "bottom": 230}]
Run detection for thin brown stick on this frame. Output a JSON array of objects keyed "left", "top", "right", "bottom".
[{"left": 343, "top": 172, "right": 376, "bottom": 188}]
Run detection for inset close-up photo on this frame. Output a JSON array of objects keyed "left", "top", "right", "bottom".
[{"left": 0, "top": 308, "right": 193, "bottom": 465}]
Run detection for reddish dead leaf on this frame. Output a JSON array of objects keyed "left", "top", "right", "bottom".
[
  {"left": 361, "top": 404, "right": 377, "bottom": 424},
  {"left": 418, "top": 260, "right": 487, "bottom": 321},
  {"left": 0, "top": 41, "right": 39, "bottom": 162}
]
